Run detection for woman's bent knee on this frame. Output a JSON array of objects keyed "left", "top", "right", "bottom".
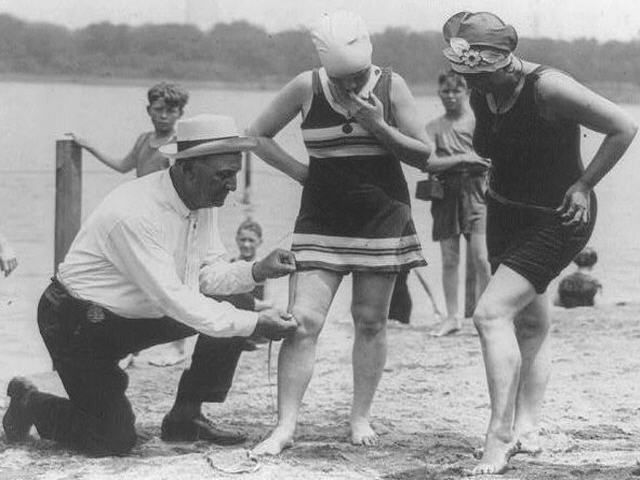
[
  {"left": 515, "top": 312, "right": 550, "bottom": 339},
  {"left": 473, "top": 303, "right": 511, "bottom": 333}
]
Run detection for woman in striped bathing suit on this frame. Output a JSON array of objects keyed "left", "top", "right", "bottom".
[{"left": 247, "top": 11, "right": 432, "bottom": 455}]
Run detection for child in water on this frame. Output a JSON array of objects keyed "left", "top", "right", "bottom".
[{"left": 555, "top": 247, "right": 602, "bottom": 308}]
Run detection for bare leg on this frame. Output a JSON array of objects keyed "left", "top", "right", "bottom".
[
  {"left": 513, "top": 294, "right": 551, "bottom": 455},
  {"left": 350, "top": 272, "right": 396, "bottom": 446},
  {"left": 467, "top": 232, "right": 492, "bottom": 297},
  {"left": 472, "top": 266, "right": 537, "bottom": 475},
  {"left": 432, "top": 237, "right": 461, "bottom": 336},
  {"left": 251, "top": 270, "right": 342, "bottom": 455}
]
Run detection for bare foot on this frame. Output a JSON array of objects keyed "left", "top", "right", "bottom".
[
  {"left": 351, "top": 418, "right": 379, "bottom": 446},
  {"left": 471, "top": 434, "right": 517, "bottom": 476},
  {"left": 429, "top": 317, "right": 461, "bottom": 337},
  {"left": 251, "top": 429, "right": 294, "bottom": 456},
  {"left": 515, "top": 431, "right": 542, "bottom": 456}
]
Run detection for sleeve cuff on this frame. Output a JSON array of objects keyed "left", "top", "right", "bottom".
[
  {"left": 243, "top": 261, "right": 259, "bottom": 286},
  {"left": 233, "top": 310, "right": 259, "bottom": 337}
]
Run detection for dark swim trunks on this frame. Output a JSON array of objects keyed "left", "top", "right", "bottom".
[{"left": 486, "top": 193, "right": 597, "bottom": 294}]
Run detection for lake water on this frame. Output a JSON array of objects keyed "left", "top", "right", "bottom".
[{"left": 0, "top": 80, "right": 638, "bottom": 379}]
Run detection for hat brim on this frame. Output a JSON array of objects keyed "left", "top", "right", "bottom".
[
  {"left": 443, "top": 48, "right": 512, "bottom": 74},
  {"left": 160, "top": 137, "right": 257, "bottom": 159}
]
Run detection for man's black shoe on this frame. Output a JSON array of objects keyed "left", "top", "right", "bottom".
[
  {"left": 3, "top": 377, "right": 38, "bottom": 442},
  {"left": 160, "top": 413, "right": 247, "bottom": 445}
]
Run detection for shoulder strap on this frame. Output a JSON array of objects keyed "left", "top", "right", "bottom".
[
  {"left": 311, "top": 68, "right": 321, "bottom": 96},
  {"left": 375, "top": 66, "right": 395, "bottom": 126}
]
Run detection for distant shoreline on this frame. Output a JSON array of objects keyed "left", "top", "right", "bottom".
[{"left": 1, "top": 72, "right": 638, "bottom": 103}]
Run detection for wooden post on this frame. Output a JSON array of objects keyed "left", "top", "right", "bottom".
[
  {"left": 242, "top": 151, "right": 252, "bottom": 204},
  {"left": 242, "top": 151, "right": 254, "bottom": 219},
  {"left": 54, "top": 139, "right": 82, "bottom": 271},
  {"left": 464, "top": 240, "right": 477, "bottom": 318}
]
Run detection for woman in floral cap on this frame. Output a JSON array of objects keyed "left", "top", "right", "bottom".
[{"left": 441, "top": 11, "right": 637, "bottom": 476}]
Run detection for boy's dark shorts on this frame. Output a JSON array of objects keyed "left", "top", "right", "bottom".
[{"left": 431, "top": 171, "right": 488, "bottom": 241}]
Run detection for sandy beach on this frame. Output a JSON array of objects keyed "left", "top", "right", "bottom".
[
  {"left": 1, "top": 293, "right": 639, "bottom": 479},
  {"left": 0, "top": 80, "right": 638, "bottom": 480}
]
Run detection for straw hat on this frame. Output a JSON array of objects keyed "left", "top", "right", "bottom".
[{"left": 160, "top": 114, "right": 256, "bottom": 160}]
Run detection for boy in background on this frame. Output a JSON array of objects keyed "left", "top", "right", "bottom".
[
  {"left": 424, "top": 71, "right": 491, "bottom": 336},
  {"left": 232, "top": 220, "right": 273, "bottom": 350},
  {"left": 68, "top": 82, "right": 188, "bottom": 176}
]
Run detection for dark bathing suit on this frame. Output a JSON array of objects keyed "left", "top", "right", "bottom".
[{"left": 471, "top": 66, "right": 596, "bottom": 293}]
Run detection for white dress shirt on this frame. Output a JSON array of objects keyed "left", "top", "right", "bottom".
[{"left": 57, "top": 170, "right": 259, "bottom": 338}]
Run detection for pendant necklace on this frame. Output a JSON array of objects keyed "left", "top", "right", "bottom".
[{"left": 342, "top": 121, "right": 354, "bottom": 134}]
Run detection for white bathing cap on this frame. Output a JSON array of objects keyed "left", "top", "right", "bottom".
[{"left": 310, "top": 11, "right": 372, "bottom": 77}]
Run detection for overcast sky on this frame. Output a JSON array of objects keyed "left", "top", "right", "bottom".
[{"left": 0, "top": 0, "right": 637, "bottom": 41}]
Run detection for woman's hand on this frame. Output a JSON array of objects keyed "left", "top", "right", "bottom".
[
  {"left": 462, "top": 154, "right": 492, "bottom": 168},
  {"left": 348, "top": 92, "right": 385, "bottom": 130},
  {"left": 556, "top": 181, "right": 591, "bottom": 226}
]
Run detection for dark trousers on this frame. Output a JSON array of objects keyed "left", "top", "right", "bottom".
[{"left": 30, "top": 279, "right": 250, "bottom": 455}]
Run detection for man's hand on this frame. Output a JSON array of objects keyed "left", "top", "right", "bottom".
[
  {"left": 252, "top": 249, "right": 296, "bottom": 282},
  {"left": 252, "top": 309, "right": 298, "bottom": 341}
]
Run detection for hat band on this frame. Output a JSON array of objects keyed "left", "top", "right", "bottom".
[
  {"left": 177, "top": 136, "right": 237, "bottom": 152},
  {"left": 444, "top": 37, "right": 511, "bottom": 72}
]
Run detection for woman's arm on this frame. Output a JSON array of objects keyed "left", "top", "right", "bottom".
[
  {"left": 424, "top": 116, "right": 489, "bottom": 174},
  {"left": 424, "top": 151, "right": 490, "bottom": 173},
  {"left": 349, "top": 73, "right": 432, "bottom": 170},
  {"left": 246, "top": 73, "right": 311, "bottom": 184},
  {"left": 66, "top": 133, "right": 139, "bottom": 173},
  {"left": 538, "top": 72, "right": 638, "bottom": 225}
]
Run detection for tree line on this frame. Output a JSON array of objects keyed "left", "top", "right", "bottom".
[{"left": 0, "top": 14, "right": 638, "bottom": 95}]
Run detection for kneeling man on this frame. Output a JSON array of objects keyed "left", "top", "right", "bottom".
[{"left": 3, "top": 114, "right": 297, "bottom": 455}]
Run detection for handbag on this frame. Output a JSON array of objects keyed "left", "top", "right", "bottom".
[{"left": 415, "top": 175, "right": 444, "bottom": 201}]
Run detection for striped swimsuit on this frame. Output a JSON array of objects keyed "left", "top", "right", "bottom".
[{"left": 291, "top": 67, "right": 426, "bottom": 274}]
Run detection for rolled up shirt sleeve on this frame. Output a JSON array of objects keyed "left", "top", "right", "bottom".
[
  {"left": 199, "top": 255, "right": 257, "bottom": 296},
  {"left": 105, "top": 218, "right": 258, "bottom": 338}
]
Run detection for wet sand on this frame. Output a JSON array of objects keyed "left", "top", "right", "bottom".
[{"left": 1, "top": 295, "right": 639, "bottom": 479}]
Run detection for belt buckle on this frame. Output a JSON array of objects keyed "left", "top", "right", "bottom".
[{"left": 87, "top": 304, "right": 105, "bottom": 323}]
